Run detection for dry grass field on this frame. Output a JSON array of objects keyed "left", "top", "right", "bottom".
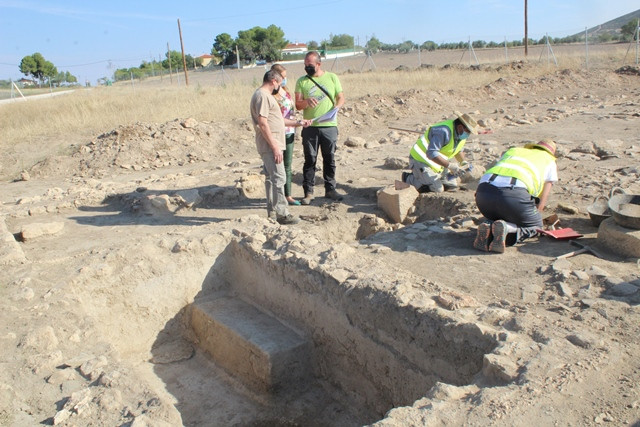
[{"left": 1, "top": 43, "right": 633, "bottom": 182}]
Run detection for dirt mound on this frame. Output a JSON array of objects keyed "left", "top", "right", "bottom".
[{"left": 29, "top": 118, "right": 256, "bottom": 179}]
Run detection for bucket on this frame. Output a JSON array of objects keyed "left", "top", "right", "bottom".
[
  {"left": 587, "top": 187, "right": 625, "bottom": 227},
  {"left": 609, "top": 193, "right": 640, "bottom": 229},
  {"left": 587, "top": 195, "right": 611, "bottom": 227}
]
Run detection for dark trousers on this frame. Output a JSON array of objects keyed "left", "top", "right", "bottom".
[
  {"left": 283, "top": 133, "right": 295, "bottom": 197},
  {"left": 301, "top": 126, "right": 338, "bottom": 195},
  {"left": 475, "top": 183, "right": 542, "bottom": 244}
]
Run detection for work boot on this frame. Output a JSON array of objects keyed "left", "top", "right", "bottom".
[
  {"left": 300, "top": 193, "right": 314, "bottom": 205},
  {"left": 325, "top": 190, "right": 343, "bottom": 201},
  {"left": 276, "top": 214, "right": 300, "bottom": 225},
  {"left": 489, "top": 220, "right": 508, "bottom": 253},
  {"left": 473, "top": 222, "right": 492, "bottom": 252}
]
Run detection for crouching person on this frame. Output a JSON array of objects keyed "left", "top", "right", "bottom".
[
  {"left": 474, "top": 139, "right": 558, "bottom": 253},
  {"left": 402, "top": 111, "right": 478, "bottom": 192}
]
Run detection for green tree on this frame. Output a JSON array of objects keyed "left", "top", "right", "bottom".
[
  {"left": 327, "top": 33, "right": 354, "bottom": 49},
  {"left": 397, "top": 40, "right": 417, "bottom": 53},
  {"left": 65, "top": 71, "right": 77, "bottom": 84},
  {"left": 307, "top": 40, "right": 320, "bottom": 50},
  {"left": 366, "top": 36, "right": 382, "bottom": 52},
  {"left": 163, "top": 50, "right": 183, "bottom": 71},
  {"left": 420, "top": 40, "right": 437, "bottom": 51},
  {"left": 236, "top": 29, "right": 257, "bottom": 62},
  {"left": 472, "top": 40, "right": 487, "bottom": 49},
  {"left": 236, "top": 25, "right": 287, "bottom": 63},
  {"left": 597, "top": 32, "right": 613, "bottom": 43},
  {"left": 212, "top": 33, "right": 235, "bottom": 64},
  {"left": 621, "top": 19, "right": 639, "bottom": 41},
  {"left": 19, "top": 52, "right": 58, "bottom": 86}
]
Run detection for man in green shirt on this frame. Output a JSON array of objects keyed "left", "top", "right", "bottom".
[{"left": 295, "top": 51, "right": 345, "bottom": 205}]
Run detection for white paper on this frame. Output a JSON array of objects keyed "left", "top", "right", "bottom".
[{"left": 312, "top": 107, "right": 339, "bottom": 123}]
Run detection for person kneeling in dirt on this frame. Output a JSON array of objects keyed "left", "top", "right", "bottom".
[
  {"left": 473, "top": 139, "right": 558, "bottom": 253},
  {"left": 401, "top": 111, "right": 478, "bottom": 193}
]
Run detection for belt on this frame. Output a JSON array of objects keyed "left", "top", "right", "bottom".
[{"left": 489, "top": 174, "right": 516, "bottom": 185}]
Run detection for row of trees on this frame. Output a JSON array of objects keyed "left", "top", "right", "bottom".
[
  {"left": 112, "top": 51, "right": 203, "bottom": 82},
  {"left": 18, "top": 53, "right": 78, "bottom": 86},
  {"left": 112, "top": 26, "right": 353, "bottom": 80},
  {"left": 213, "top": 28, "right": 355, "bottom": 65},
  {"left": 366, "top": 19, "right": 639, "bottom": 53}
]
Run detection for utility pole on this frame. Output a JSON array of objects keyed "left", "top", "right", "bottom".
[
  {"left": 167, "top": 42, "right": 173, "bottom": 84},
  {"left": 177, "top": 18, "right": 189, "bottom": 86},
  {"left": 524, "top": 0, "right": 528, "bottom": 57}
]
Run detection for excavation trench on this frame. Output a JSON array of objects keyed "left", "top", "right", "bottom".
[{"left": 151, "top": 236, "right": 498, "bottom": 426}]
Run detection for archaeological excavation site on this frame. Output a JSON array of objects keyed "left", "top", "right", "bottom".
[{"left": 2, "top": 57, "right": 640, "bottom": 426}]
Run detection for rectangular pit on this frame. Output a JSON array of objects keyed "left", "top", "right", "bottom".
[{"left": 184, "top": 238, "right": 498, "bottom": 424}]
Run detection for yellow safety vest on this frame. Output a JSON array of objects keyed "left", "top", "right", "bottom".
[
  {"left": 486, "top": 147, "right": 555, "bottom": 196},
  {"left": 410, "top": 120, "right": 466, "bottom": 172}
]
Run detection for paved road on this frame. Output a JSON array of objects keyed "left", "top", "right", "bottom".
[{"left": 0, "top": 89, "right": 76, "bottom": 105}]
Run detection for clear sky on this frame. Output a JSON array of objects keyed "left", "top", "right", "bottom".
[{"left": 1, "top": 0, "right": 637, "bottom": 84}]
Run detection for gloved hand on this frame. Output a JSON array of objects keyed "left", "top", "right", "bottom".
[
  {"left": 459, "top": 161, "right": 473, "bottom": 172},
  {"left": 447, "top": 162, "right": 460, "bottom": 175}
]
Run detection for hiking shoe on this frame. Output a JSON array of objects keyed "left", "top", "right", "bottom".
[
  {"left": 489, "top": 220, "right": 508, "bottom": 253},
  {"left": 300, "top": 194, "right": 314, "bottom": 205},
  {"left": 276, "top": 214, "right": 300, "bottom": 225},
  {"left": 325, "top": 190, "right": 343, "bottom": 201},
  {"left": 473, "top": 222, "right": 492, "bottom": 252}
]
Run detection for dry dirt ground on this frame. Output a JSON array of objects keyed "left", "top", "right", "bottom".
[{"left": 1, "top": 57, "right": 640, "bottom": 427}]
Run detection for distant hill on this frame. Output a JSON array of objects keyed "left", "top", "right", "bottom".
[{"left": 573, "top": 8, "right": 640, "bottom": 38}]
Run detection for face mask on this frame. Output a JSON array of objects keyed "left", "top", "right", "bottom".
[
  {"left": 304, "top": 65, "right": 316, "bottom": 76},
  {"left": 272, "top": 85, "right": 280, "bottom": 95},
  {"left": 458, "top": 131, "right": 470, "bottom": 140},
  {"left": 281, "top": 78, "right": 287, "bottom": 87}
]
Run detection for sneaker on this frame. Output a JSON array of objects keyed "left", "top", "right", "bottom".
[
  {"left": 325, "top": 190, "right": 343, "bottom": 201},
  {"left": 473, "top": 222, "right": 492, "bottom": 252},
  {"left": 276, "top": 214, "right": 300, "bottom": 225},
  {"left": 489, "top": 220, "right": 508, "bottom": 253},
  {"left": 300, "top": 194, "right": 314, "bottom": 205}
]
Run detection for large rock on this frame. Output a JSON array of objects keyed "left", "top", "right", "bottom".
[
  {"left": 0, "top": 218, "right": 25, "bottom": 264},
  {"left": 19, "top": 221, "right": 64, "bottom": 241},
  {"left": 377, "top": 185, "right": 418, "bottom": 224},
  {"left": 597, "top": 217, "right": 640, "bottom": 257}
]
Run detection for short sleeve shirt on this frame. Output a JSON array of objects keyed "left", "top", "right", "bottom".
[
  {"left": 295, "top": 72, "right": 342, "bottom": 127},
  {"left": 250, "top": 87, "right": 285, "bottom": 154}
]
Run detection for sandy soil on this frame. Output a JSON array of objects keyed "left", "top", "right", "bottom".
[{"left": 1, "top": 55, "right": 640, "bottom": 426}]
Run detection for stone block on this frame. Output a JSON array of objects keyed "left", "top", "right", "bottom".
[
  {"left": 190, "top": 297, "right": 310, "bottom": 393},
  {"left": 377, "top": 185, "right": 418, "bottom": 224}
]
